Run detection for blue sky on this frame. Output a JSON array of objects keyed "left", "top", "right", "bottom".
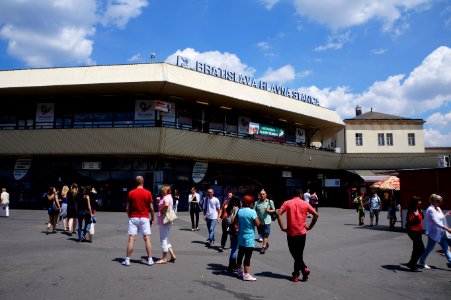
[{"left": 0, "top": 0, "right": 450, "bottom": 146}]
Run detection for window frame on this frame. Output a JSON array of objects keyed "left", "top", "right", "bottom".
[
  {"left": 377, "top": 133, "right": 385, "bottom": 146},
  {"left": 355, "top": 133, "right": 363, "bottom": 146}
]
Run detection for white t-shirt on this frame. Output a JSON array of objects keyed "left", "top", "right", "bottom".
[
  {"left": 303, "top": 192, "right": 311, "bottom": 203},
  {"left": 203, "top": 196, "right": 220, "bottom": 219},
  {"left": 1, "top": 191, "right": 9, "bottom": 204}
]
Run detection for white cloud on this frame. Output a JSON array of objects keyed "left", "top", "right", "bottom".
[
  {"left": 0, "top": 0, "right": 97, "bottom": 67},
  {"left": 372, "top": 48, "right": 388, "bottom": 55},
  {"left": 259, "top": 0, "right": 281, "bottom": 10},
  {"left": 100, "top": 0, "right": 149, "bottom": 29},
  {"left": 314, "top": 31, "right": 352, "bottom": 51},
  {"left": 258, "top": 65, "right": 296, "bottom": 84},
  {"left": 426, "top": 111, "right": 451, "bottom": 127},
  {"left": 127, "top": 53, "right": 143, "bottom": 63},
  {"left": 166, "top": 48, "right": 256, "bottom": 77},
  {"left": 290, "top": 0, "right": 434, "bottom": 32},
  {"left": 0, "top": 0, "right": 149, "bottom": 67},
  {"left": 293, "top": 46, "right": 451, "bottom": 146},
  {"left": 424, "top": 127, "right": 451, "bottom": 147},
  {"left": 257, "top": 41, "right": 270, "bottom": 50}
]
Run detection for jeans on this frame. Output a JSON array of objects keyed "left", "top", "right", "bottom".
[
  {"left": 419, "top": 234, "right": 451, "bottom": 265},
  {"left": 287, "top": 234, "right": 307, "bottom": 276},
  {"left": 206, "top": 218, "right": 217, "bottom": 242},
  {"left": 77, "top": 210, "right": 90, "bottom": 240},
  {"left": 229, "top": 236, "right": 238, "bottom": 260}
]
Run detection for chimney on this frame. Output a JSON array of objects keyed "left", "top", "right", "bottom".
[{"left": 355, "top": 105, "right": 362, "bottom": 116}]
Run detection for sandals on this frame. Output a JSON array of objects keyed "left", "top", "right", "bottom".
[{"left": 155, "top": 260, "right": 167, "bottom": 264}]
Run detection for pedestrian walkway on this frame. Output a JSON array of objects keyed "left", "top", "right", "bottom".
[{"left": 0, "top": 208, "right": 449, "bottom": 300}]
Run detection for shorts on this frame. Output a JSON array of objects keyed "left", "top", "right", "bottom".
[
  {"left": 257, "top": 224, "right": 271, "bottom": 237},
  {"left": 128, "top": 218, "right": 151, "bottom": 235}
]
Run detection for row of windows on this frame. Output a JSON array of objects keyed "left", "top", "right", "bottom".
[{"left": 355, "top": 133, "right": 416, "bottom": 146}]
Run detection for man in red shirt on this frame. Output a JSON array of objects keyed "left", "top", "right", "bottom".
[
  {"left": 277, "top": 189, "right": 318, "bottom": 282},
  {"left": 122, "top": 176, "right": 155, "bottom": 266}
]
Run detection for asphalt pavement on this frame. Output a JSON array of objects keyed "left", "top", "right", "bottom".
[{"left": 0, "top": 207, "right": 449, "bottom": 300}]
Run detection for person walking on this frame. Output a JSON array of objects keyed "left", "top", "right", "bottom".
[
  {"left": 405, "top": 196, "right": 424, "bottom": 272},
  {"left": 235, "top": 195, "right": 260, "bottom": 281},
  {"left": 58, "top": 185, "right": 69, "bottom": 232},
  {"left": 219, "top": 192, "right": 233, "bottom": 250},
  {"left": 354, "top": 192, "right": 366, "bottom": 226},
  {"left": 277, "top": 189, "right": 318, "bottom": 282},
  {"left": 46, "top": 187, "right": 61, "bottom": 234},
  {"left": 76, "top": 186, "right": 93, "bottom": 242},
  {"left": 188, "top": 187, "right": 201, "bottom": 231},
  {"left": 226, "top": 196, "right": 242, "bottom": 272},
  {"left": 66, "top": 183, "right": 79, "bottom": 236},
  {"left": 418, "top": 194, "right": 451, "bottom": 269},
  {"left": 253, "top": 189, "right": 275, "bottom": 254},
  {"left": 1, "top": 188, "right": 10, "bottom": 218},
  {"left": 122, "top": 176, "right": 155, "bottom": 266},
  {"left": 369, "top": 191, "right": 381, "bottom": 227},
  {"left": 203, "top": 188, "right": 220, "bottom": 246},
  {"left": 155, "top": 184, "right": 177, "bottom": 264}
]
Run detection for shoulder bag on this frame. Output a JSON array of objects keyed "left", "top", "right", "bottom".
[{"left": 163, "top": 206, "right": 177, "bottom": 224}]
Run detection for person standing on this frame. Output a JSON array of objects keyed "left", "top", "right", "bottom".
[
  {"left": 253, "top": 190, "right": 275, "bottom": 254},
  {"left": 155, "top": 184, "right": 177, "bottom": 264},
  {"left": 76, "top": 186, "right": 93, "bottom": 242},
  {"left": 310, "top": 191, "right": 319, "bottom": 212},
  {"left": 219, "top": 192, "right": 233, "bottom": 250},
  {"left": 405, "top": 196, "right": 424, "bottom": 272},
  {"left": 203, "top": 188, "right": 220, "bottom": 246},
  {"left": 387, "top": 194, "right": 397, "bottom": 230},
  {"left": 235, "top": 195, "right": 260, "bottom": 281},
  {"left": 418, "top": 194, "right": 451, "bottom": 269},
  {"left": 303, "top": 189, "right": 311, "bottom": 204},
  {"left": 1, "top": 188, "right": 10, "bottom": 218},
  {"left": 58, "top": 185, "right": 69, "bottom": 232},
  {"left": 369, "top": 191, "right": 381, "bottom": 227},
  {"left": 188, "top": 187, "right": 201, "bottom": 231},
  {"left": 173, "top": 189, "right": 180, "bottom": 213},
  {"left": 122, "top": 176, "right": 155, "bottom": 266},
  {"left": 277, "top": 189, "right": 318, "bottom": 282},
  {"left": 66, "top": 183, "right": 79, "bottom": 236}
]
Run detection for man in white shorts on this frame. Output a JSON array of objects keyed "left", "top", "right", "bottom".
[{"left": 122, "top": 176, "right": 155, "bottom": 266}]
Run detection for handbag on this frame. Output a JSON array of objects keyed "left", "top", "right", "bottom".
[{"left": 163, "top": 206, "right": 177, "bottom": 224}]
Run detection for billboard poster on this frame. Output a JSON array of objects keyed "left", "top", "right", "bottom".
[
  {"left": 238, "top": 116, "right": 251, "bottom": 135},
  {"left": 36, "top": 103, "right": 54, "bottom": 123},
  {"left": 296, "top": 128, "right": 306, "bottom": 144},
  {"left": 249, "top": 122, "right": 285, "bottom": 142},
  {"left": 134, "top": 100, "right": 155, "bottom": 120},
  {"left": 160, "top": 101, "right": 176, "bottom": 123}
]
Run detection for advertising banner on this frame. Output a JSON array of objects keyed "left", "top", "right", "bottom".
[
  {"left": 296, "top": 128, "right": 306, "bottom": 144},
  {"left": 134, "top": 100, "right": 155, "bottom": 120},
  {"left": 238, "top": 116, "right": 251, "bottom": 135},
  {"left": 192, "top": 162, "right": 208, "bottom": 183},
  {"left": 36, "top": 103, "right": 54, "bottom": 123},
  {"left": 249, "top": 122, "right": 285, "bottom": 142}
]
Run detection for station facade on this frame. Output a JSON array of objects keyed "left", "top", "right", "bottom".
[{"left": 0, "top": 60, "right": 441, "bottom": 210}]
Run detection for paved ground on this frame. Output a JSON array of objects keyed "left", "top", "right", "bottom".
[{"left": 0, "top": 208, "right": 449, "bottom": 300}]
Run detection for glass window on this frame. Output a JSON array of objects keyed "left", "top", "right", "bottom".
[
  {"left": 408, "top": 133, "right": 415, "bottom": 146},
  {"left": 355, "top": 133, "right": 363, "bottom": 146},
  {"left": 378, "top": 133, "right": 385, "bottom": 146},
  {"left": 177, "top": 106, "right": 193, "bottom": 130},
  {"left": 386, "top": 133, "right": 393, "bottom": 146}
]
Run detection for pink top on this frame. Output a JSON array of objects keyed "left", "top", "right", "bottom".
[
  {"left": 279, "top": 196, "right": 316, "bottom": 236},
  {"left": 157, "top": 194, "right": 173, "bottom": 225}
]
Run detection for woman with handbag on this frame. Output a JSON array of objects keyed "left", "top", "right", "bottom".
[
  {"left": 226, "top": 196, "right": 241, "bottom": 272},
  {"left": 156, "top": 184, "right": 177, "bottom": 264}
]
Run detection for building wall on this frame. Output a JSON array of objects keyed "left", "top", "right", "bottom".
[{"left": 345, "top": 123, "right": 425, "bottom": 153}]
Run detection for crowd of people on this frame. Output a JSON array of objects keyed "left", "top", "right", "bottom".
[
  {"left": 42, "top": 184, "right": 98, "bottom": 242},
  {"left": 3, "top": 179, "right": 450, "bottom": 280},
  {"left": 121, "top": 177, "right": 318, "bottom": 282}
]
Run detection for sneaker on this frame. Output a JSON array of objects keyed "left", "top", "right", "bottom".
[
  {"left": 196, "top": 227, "right": 200, "bottom": 231},
  {"left": 419, "top": 264, "right": 431, "bottom": 269},
  {"left": 302, "top": 267, "right": 310, "bottom": 281},
  {"left": 260, "top": 248, "right": 265, "bottom": 254},
  {"left": 236, "top": 268, "right": 243, "bottom": 278},
  {"left": 258, "top": 238, "right": 263, "bottom": 242},
  {"left": 148, "top": 258, "right": 155, "bottom": 266},
  {"left": 121, "top": 260, "right": 130, "bottom": 266},
  {"left": 243, "top": 273, "right": 257, "bottom": 281},
  {"left": 292, "top": 275, "right": 299, "bottom": 282}
]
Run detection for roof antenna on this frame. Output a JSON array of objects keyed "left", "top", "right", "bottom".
[{"left": 371, "top": 107, "right": 373, "bottom": 112}]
